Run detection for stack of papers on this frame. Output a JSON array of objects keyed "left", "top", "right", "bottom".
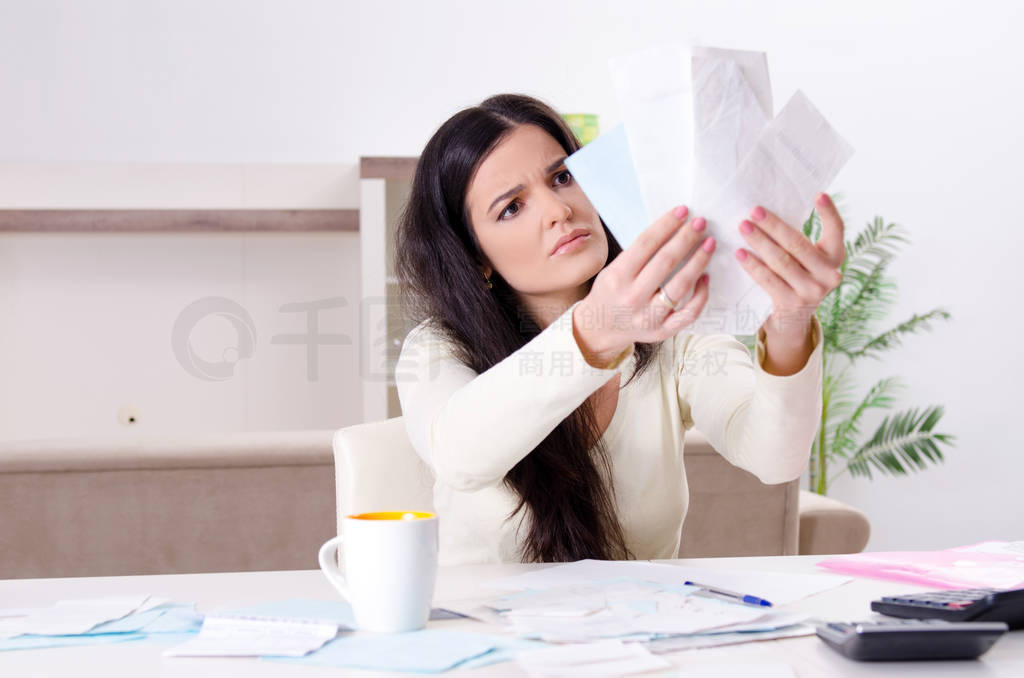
[
  {"left": 565, "top": 43, "right": 854, "bottom": 334},
  {"left": 482, "top": 576, "right": 800, "bottom": 643},
  {"left": 483, "top": 558, "right": 852, "bottom": 605},
  {"left": 0, "top": 595, "right": 203, "bottom": 652},
  {"left": 0, "top": 595, "right": 157, "bottom": 638},
  {"left": 274, "top": 629, "right": 542, "bottom": 673},
  {"left": 452, "top": 559, "right": 851, "bottom": 652}
]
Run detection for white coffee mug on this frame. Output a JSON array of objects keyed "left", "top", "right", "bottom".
[{"left": 318, "top": 511, "right": 438, "bottom": 633}]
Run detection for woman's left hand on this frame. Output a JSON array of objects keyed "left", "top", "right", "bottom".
[{"left": 735, "top": 192, "right": 845, "bottom": 342}]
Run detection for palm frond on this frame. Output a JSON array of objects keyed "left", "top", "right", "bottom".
[
  {"left": 823, "top": 369, "right": 859, "bottom": 422},
  {"left": 804, "top": 207, "right": 957, "bottom": 494},
  {"left": 844, "top": 406, "right": 956, "bottom": 480},
  {"left": 820, "top": 213, "right": 895, "bottom": 345},
  {"left": 801, "top": 210, "right": 818, "bottom": 241},
  {"left": 831, "top": 274, "right": 900, "bottom": 355},
  {"left": 831, "top": 377, "right": 904, "bottom": 459},
  {"left": 850, "top": 309, "right": 953, "bottom": 361},
  {"left": 845, "top": 217, "right": 908, "bottom": 270}
]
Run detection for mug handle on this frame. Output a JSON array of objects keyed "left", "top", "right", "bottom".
[{"left": 317, "top": 535, "right": 351, "bottom": 600}]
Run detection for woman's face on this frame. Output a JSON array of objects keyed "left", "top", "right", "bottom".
[{"left": 465, "top": 124, "right": 609, "bottom": 308}]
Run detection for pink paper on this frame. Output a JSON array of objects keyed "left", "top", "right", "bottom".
[{"left": 816, "top": 542, "right": 1024, "bottom": 590}]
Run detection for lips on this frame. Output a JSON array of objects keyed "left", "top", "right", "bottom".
[{"left": 550, "top": 229, "right": 591, "bottom": 256}]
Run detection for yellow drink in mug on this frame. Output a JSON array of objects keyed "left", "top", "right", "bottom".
[{"left": 318, "top": 511, "right": 438, "bottom": 632}]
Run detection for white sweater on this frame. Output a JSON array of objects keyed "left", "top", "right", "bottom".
[{"left": 396, "top": 304, "right": 823, "bottom": 565}]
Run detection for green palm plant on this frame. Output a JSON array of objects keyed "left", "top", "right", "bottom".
[
  {"left": 740, "top": 200, "right": 957, "bottom": 495},
  {"left": 801, "top": 204, "right": 957, "bottom": 494}
]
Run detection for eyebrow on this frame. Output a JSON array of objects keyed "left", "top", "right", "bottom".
[{"left": 486, "top": 157, "right": 568, "bottom": 215}]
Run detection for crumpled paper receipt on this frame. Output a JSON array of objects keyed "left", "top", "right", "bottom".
[{"left": 567, "top": 44, "right": 853, "bottom": 335}]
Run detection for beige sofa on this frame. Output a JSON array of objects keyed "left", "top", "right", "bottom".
[{"left": 0, "top": 428, "right": 869, "bottom": 579}]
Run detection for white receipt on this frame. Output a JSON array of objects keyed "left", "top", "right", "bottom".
[
  {"left": 609, "top": 42, "right": 694, "bottom": 221},
  {"left": 697, "top": 90, "right": 854, "bottom": 335},
  {"left": 582, "top": 45, "right": 853, "bottom": 335},
  {"left": 484, "top": 559, "right": 850, "bottom": 606},
  {"left": 163, "top": 614, "right": 338, "bottom": 657},
  {"left": 0, "top": 595, "right": 156, "bottom": 639},
  {"left": 516, "top": 639, "right": 670, "bottom": 678},
  {"left": 691, "top": 48, "right": 772, "bottom": 207}
]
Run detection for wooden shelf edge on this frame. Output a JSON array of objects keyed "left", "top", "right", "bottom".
[
  {"left": 0, "top": 209, "right": 359, "bottom": 233},
  {"left": 360, "top": 157, "right": 418, "bottom": 180}
]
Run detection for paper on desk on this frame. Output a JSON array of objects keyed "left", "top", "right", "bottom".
[
  {"left": 163, "top": 614, "right": 337, "bottom": 657},
  {"left": 91, "top": 602, "right": 203, "bottom": 635},
  {"left": 222, "top": 599, "right": 355, "bottom": 628},
  {"left": 484, "top": 559, "right": 850, "bottom": 606},
  {"left": 695, "top": 90, "right": 854, "bottom": 335},
  {"left": 0, "top": 631, "right": 148, "bottom": 653},
  {"left": 609, "top": 42, "right": 694, "bottom": 220},
  {"left": 487, "top": 577, "right": 796, "bottom": 643},
  {"left": 0, "top": 601, "right": 201, "bottom": 652},
  {"left": 516, "top": 639, "right": 670, "bottom": 678},
  {"left": 271, "top": 629, "right": 541, "bottom": 673},
  {"left": 647, "top": 624, "right": 813, "bottom": 654},
  {"left": 220, "top": 598, "right": 464, "bottom": 629},
  {"left": 0, "top": 594, "right": 156, "bottom": 639}
]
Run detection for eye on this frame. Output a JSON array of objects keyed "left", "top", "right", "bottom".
[
  {"left": 553, "top": 169, "right": 573, "bottom": 186},
  {"left": 499, "top": 199, "right": 521, "bottom": 220}
]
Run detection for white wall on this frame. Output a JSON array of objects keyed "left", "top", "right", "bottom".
[
  {"left": 1, "top": 0, "right": 1022, "bottom": 550},
  {"left": 0, "top": 164, "right": 364, "bottom": 438}
]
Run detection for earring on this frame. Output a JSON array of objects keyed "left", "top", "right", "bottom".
[{"left": 484, "top": 275, "right": 493, "bottom": 290}]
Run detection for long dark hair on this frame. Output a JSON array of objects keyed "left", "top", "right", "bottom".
[{"left": 396, "top": 93, "right": 660, "bottom": 562}]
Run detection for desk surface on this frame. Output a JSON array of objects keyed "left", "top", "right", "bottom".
[{"left": 2, "top": 554, "right": 1022, "bottom": 677}]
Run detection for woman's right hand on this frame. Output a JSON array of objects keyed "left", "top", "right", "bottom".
[{"left": 573, "top": 205, "right": 715, "bottom": 368}]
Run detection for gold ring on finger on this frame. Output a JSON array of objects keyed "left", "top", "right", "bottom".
[{"left": 656, "top": 286, "right": 680, "bottom": 312}]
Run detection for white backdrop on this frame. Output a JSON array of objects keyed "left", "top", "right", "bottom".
[{"left": 1, "top": 0, "right": 1021, "bottom": 550}]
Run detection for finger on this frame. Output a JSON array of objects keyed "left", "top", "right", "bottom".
[
  {"left": 613, "top": 204, "right": 690, "bottom": 278},
  {"left": 660, "top": 273, "right": 710, "bottom": 336},
  {"left": 734, "top": 247, "right": 795, "bottom": 301},
  {"left": 658, "top": 233, "right": 716, "bottom": 309},
  {"left": 738, "top": 218, "right": 827, "bottom": 301},
  {"left": 813, "top": 193, "right": 846, "bottom": 268},
  {"left": 634, "top": 216, "right": 708, "bottom": 298},
  {"left": 747, "top": 206, "right": 842, "bottom": 291}
]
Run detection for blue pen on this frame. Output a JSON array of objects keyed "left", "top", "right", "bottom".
[{"left": 684, "top": 580, "right": 773, "bottom": 607}]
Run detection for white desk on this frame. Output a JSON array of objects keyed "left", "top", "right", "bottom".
[{"left": 1, "top": 555, "right": 1022, "bottom": 677}]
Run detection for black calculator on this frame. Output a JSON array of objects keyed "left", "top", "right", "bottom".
[
  {"left": 815, "top": 619, "right": 1008, "bottom": 661},
  {"left": 871, "top": 587, "right": 1024, "bottom": 629}
]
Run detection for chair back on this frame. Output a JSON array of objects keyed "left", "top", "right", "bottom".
[
  {"left": 331, "top": 417, "right": 435, "bottom": 533},
  {"left": 332, "top": 418, "right": 798, "bottom": 558}
]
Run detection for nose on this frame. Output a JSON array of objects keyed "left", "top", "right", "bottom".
[{"left": 540, "top": 187, "right": 573, "bottom": 229}]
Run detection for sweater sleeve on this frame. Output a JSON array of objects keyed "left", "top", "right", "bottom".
[
  {"left": 395, "top": 303, "right": 633, "bottom": 492},
  {"left": 675, "top": 315, "right": 824, "bottom": 484}
]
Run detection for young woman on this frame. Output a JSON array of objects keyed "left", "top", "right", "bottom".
[{"left": 395, "top": 94, "right": 842, "bottom": 566}]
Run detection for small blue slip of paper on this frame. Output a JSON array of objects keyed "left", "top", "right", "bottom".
[
  {"left": 564, "top": 124, "right": 650, "bottom": 250},
  {"left": 0, "top": 603, "right": 203, "bottom": 652}
]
